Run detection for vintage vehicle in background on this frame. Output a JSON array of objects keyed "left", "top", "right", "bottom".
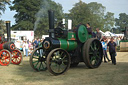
[
  {"left": 0, "top": 21, "right": 23, "bottom": 66},
  {"left": 120, "top": 27, "right": 128, "bottom": 51},
  {"left": 29, "top": 10, "right": 103, "bottom": 75},
  {"left": 4, "top": 30, "right": 34, "bottom": 51}
]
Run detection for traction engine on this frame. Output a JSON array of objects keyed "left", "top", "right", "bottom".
[
  {"left": 0, "top": 21, "right": 22, "bottom": 66},
  {"left": 30, "top": 10, "right": 103, "bottom": 75}
]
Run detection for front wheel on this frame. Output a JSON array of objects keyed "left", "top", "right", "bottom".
[
  {"left": 47, "top": 48, "right": 71, "bottom": 75},
  {"left": 0, "top": 49, "right": 11, "bottom": 66},
  {"left": 30, "top": 47, "right": 47, "bottom": 71}
]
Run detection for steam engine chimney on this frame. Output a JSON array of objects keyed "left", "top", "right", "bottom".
[
  {"left": 48, "top": 10, "right": 54, "bottom": 38},
  {"left": 6, "top": 21, "right": 11, "bottom": 42}
]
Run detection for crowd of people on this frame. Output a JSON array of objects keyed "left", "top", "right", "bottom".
[{"left": 22, "top": 38, "right": 44, "bottom": 57}]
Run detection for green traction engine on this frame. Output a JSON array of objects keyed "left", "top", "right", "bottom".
[{"left": 29, "top": 10, "right": 103, "bottom": 75}]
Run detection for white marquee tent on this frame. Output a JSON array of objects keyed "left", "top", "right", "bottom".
[{"left": 99, "top": 30, "right": 124, "bottom": 37}]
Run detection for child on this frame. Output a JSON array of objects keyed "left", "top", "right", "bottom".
[
  {"left": 107, "top": 37, "right": 117, "bottom": 65},
  {"left": 101, "top": 37, "right": 111, "bottom": 63}
]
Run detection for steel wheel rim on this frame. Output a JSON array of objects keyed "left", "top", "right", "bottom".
[
  {"left": 31, "top": 47, "right": 47, "bottom": 71},
  {"left": 89, "top": 40, "right": 102, "bottom": 67},
  {"left": 0, "top": 50, "right": 11, "bottom": 66},
  {"left": 11, "top": 50, "right": 22, "bottom": 65},
  {"left": 47, "top": 48, "right": 70, "bottom": 75}
]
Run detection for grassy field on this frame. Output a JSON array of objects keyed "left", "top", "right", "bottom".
[{"left": 0, "top": 52, "right": 128, "bottom": 85}]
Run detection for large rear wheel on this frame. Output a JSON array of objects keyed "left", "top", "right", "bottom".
[
  {"left": 83, "top": 38, "right": 103, "bottom": 68},
  {"left": 30, "top": 47, "right": 47, "bottom": 71},
  {"left": 47, "top": 48, "right": 71, "bottom": 75},
  {"left": 0, "top": 49, "right": 11, "bottom": 66}
]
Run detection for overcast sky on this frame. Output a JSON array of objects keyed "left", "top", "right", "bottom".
[{"left": 1, "top": 0, "right": 128, "bottom": 25}]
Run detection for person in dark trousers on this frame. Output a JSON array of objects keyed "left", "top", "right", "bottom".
[
  {"left": 96, "top": 28, "right": 102, "bottom": 41},
  {"left": 86, "top": 23, "right": 92, "bottom": 35},
  {"left": 32, "top": 39, "right": 35, "bottom": 49},
  {"left": 107, "top": 37, "right": 117, "bottom": 65},
  {"left": 92, "top": 32, "right": 96, "bottom": 38},
  {"left": 101, "top": 37, "right": 111, "bottom": 63}
]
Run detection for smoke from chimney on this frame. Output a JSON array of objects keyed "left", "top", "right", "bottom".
[{"left": 34, "top": 0, "right": 50, "bottom": 31}]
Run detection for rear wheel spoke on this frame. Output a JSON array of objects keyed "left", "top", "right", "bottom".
[
  {"left": 90, "top": 45, "right": 94, "bottom": 51},
  {"left": 34, "top": 62, "right": 39, "bottom": 68}
]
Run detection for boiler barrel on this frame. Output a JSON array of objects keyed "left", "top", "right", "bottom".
[
  {"left": 59, "top": 39, "right": 77, "bottom": 51},
  {"left": 0, "top": 42, "right": 15, "bottom": 51},
  {"left": 43, "top": 38, "right": 77, "bottom": 51}
]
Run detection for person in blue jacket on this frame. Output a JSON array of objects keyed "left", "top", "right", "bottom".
[
  {"left": 34, "top": 38, "right": 40, "bottom": 48},
  {"left": 101, "top": 37, "right": 111, "bottom": 63}
]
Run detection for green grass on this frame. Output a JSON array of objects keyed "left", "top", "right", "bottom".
[{"left": 0, "top": 52, "right": 128, "bottom": 85}]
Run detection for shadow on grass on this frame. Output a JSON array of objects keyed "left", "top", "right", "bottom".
[
  {"left": 15, "top": 57, "right": 128, "bottom": 85},
  {"left": 15, "top": 58, "right": 92, "bottom": 82},
  {"left": 16, "top": 60, "right": 88, "bottom": 74}
]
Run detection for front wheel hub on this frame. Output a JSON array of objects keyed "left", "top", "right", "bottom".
[
  {"left": 56, "top": 59, "right": 62, "bottom": 65},
  {"left": 39, "top": 57, "right": 45, "bottom": 62},
  {"left": 94, "top": 50, "right": 98, "bottom": 55}
]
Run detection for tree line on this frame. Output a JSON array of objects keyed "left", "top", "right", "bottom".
[{"left": 0, "top": 0, "right": 128, "bottom": 37}]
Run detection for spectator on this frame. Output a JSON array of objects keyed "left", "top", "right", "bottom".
[
  {"left": 38, "top": 39, "right": 43, "bottom": 56},
  {"left": 96, "top": 28, "right": 102, "bottom": 41},
  {"left": 101, "top": 37, "right": 111, "bottom": 63},
  {"left": 34, "top": 38, "right": 40, "bottom": 48},
  {"left": 27, "top": 39, "right": 29, "bottom": 44},
  {"left": 28, "top": 41, "right": 31, "bottom": 48},
  {"left": 86, "top": 23, "right": 92, "bottom": 35},
  {"left": 92, "top": 32, "right": 96, "bottom": 38},
  {"left": 23, "top": 41, "right": 26, "bottom": 56},
  {"left": 107, "top": 37, "right": 117, "bottom": 65},
  {"left": 38, "top": 39, "right": 43, "bottom": 47},
  {"left": 116, "top": 37, "right": 120, "bottom": 46},
  {"left": 28, "top": 41, "right": 33, "bottom": 56},
  {"left": 101, "top": 36, "right": 106, "bottom": 41},
  {"left": 32, "top": 39, "right": 35, "bottom": 50},
  {"left": 24, "top": 41, "right": 29, "bottom": 57}
]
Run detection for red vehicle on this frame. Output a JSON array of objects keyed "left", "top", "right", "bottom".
[{"left": 0, "top": 21, "right": 22, "bottom": 66}]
